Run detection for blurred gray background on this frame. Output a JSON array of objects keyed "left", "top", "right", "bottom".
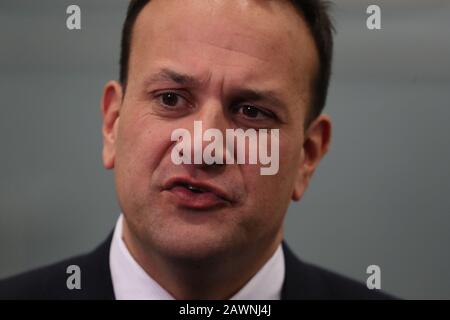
[{"left": 1, "top": 0, "right": 449, "bottom": 299}]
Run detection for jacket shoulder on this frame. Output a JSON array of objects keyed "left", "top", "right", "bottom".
[
  {"left": 0, "top": 254, "right": 88, "bottom": 299},
  {"left": 0, "top": 234, "right": 114, "bottom": 300},
  {"left": 281, "top": 242, "right": 396, "bottom": 299}
]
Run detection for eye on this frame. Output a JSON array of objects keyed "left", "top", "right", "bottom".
[
  {"left": 234, "top": 105, "right": 275, "bottom": 120},
  {"left": 155, "top": 92, "right": 190, "bottom": 109}
]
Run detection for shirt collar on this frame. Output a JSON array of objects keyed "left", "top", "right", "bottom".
[{"left": 110, "top": 214, "right": 285, "bottom": 300}]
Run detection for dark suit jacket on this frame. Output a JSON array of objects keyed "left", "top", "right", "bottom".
[{"left": 0, "top": 234, "right": 393, "bottom": 299}]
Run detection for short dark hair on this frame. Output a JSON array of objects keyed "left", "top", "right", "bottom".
[{"left": 119, "top": 0, "right": 334, "bottom": 124}]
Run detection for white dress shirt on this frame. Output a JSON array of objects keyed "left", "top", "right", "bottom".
[{"left": 109, "top": 214, "right": 285, "bottom": 300}]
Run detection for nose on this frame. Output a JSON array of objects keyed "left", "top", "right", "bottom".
[{"left": 182, "top": 101, "right": 230, "bottom": 170}]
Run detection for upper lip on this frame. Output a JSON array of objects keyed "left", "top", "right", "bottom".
[{"left": 164, "top": 177, "right": 232, "bottom": 203}]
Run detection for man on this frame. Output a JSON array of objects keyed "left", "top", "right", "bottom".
[{"left": 0, "top": 0, "right": 392, "bottom": 299}]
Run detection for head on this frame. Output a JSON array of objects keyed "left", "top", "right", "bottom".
[{"left": 101, "top": 0, "right": 333, "bottom": 261}]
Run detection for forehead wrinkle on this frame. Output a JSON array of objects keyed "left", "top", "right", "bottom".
[{"left": 143, "top": 67, "right": 212, "bottom": 88}]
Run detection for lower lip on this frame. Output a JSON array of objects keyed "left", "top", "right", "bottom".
[{"left": 165, "top": 186, "right": 228, "bottom": 210}]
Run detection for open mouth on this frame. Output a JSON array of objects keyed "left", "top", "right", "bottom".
[
  {"left": 163, "top": 177, "right": 232, "bottom": 209},
  {"left": 178, "top": 182, "right": 206, "bottom": 194}
]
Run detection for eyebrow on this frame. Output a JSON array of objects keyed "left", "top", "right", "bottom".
[
  {"left": 144, "top": 68, "right": 288, "bottom": 110},
  {"left": 143, "top": 68, "right": 209, "bottom": 88}
]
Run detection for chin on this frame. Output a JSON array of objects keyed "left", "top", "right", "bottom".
[{"left": 149, "top": 225, "right": 243, "bottom": 262}]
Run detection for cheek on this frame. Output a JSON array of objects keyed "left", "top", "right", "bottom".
[
  {"left": 269, "top": 132, "right": 303, "bottom": 200},
  {"left": 238, "top": 167, "right": 290, "bottom": 242},
  {"left": 243, "top": 130, "right": 303, "bottom": 198},
  {"left": 115, "top": 113, "right": 172, "bottom": 188},
  {"left": 240, "top": 162, "right": 291, "bottom": 213}
]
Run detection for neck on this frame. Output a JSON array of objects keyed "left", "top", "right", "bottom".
[{"left": 122, "top": 220, "right": 283, "bottom": 299}]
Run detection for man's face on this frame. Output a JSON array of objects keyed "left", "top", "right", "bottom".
[{"left": 102, "top": 0, "right": 329, "bottom": 260}]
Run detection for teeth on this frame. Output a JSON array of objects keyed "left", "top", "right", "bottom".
[{"left": 186, "top": 184, "right": 203, "bottom": 193}]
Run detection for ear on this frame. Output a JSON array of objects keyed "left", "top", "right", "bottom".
[
  {"left": 292, "top": 114, "right": 332, "bottom": 201},
  {"left": 101, "top": 81, "right": 123, "bottom": 169}
]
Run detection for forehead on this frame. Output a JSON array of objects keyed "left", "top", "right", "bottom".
[{"left": 129, "top": 0, "right": 318, "bottom": 99}]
